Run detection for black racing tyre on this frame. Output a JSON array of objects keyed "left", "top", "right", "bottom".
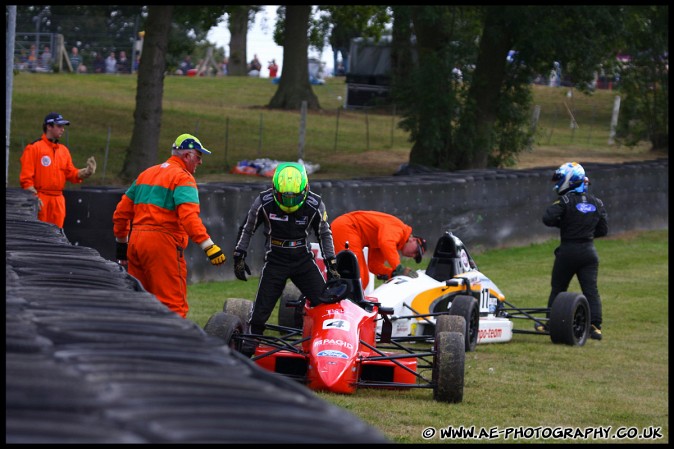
[
  {"left": 278, "top": 282, "right": 304, "bottom": 329},
  {"left": 435, "top": 315, "right": 466, "bottom": 339},
  {"left": 432, "top": 331, "right": 465, "bottom": 403},
  {"left": 549, "top": 292, "right": 590, "bottom": 346},
  {"left": 448, "top": 295, "right": 479, "bottom": 352},
  {"left": 203, "top": 312, "right": 244, "bottom": 351},
  {"left": 222, "top": 298, "right": 253, "bottom": 333}
]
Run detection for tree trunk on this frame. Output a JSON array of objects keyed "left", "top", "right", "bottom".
[
  {"left": 120, "top": 5, "right": 173, "bottom": 182},
  {"left": 455, "top": 7, "right": 513, "bottom": 169},
  {"left": 268, "top": 5, "right": 319, "bottom": 110},
  {"left": 228, "top": 6, "right": 249, "bottom": 76}
]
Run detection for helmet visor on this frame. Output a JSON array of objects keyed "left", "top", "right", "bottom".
[{"left": 275, "top": 190, "right": 306, "bottom": 208}]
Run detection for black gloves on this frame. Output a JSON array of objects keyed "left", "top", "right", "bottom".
[
  {"left": 233, "top": 250, "right": 251, "bottom": 281},
  {"left": 376, "top": 274, "right": 389, "bottom": 281},
  {"left": 326, "top": 257, "right": 340, "bottom": 280},
  {"left": 116, "top": 242, "right": 128, "bottom": 267},
  {"left": 392, "top": 264, "right": 418, "bottom": 278}
]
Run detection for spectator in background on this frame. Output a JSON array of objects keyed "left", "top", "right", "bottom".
[
  {"left": 28, "top": 44, "right": 37, "bottom": 71},
  {"left": 178, "top": 55, "right": 193, "bottom": 75},
  {"left": 219, "top": 57, "right": 228, "bottom": 76},
  {"left": 117, "top": 50, "right": 130, "bottom": 74},
  {"left": 69, "top": 47, "right": 81, "bottom": 73},
  {"left": 105, "top": 51, "right": 117, "bottom": 74},
  {"left": 93, "top": 53, "right": 105, "bottom": 74},
  {"left": 16, "top": 49, "right": 29, "bottom": 71},
  {"left": 39, "top": 45, "right": 52, "bottom": 72},
  {"left": 133, "top": 54, "right": 140, "bottom": 73},
  {"left": 248, "top": 54, "right": 261, "bottom": 76},
  {"left": 267, "top": 59, "right": 278, "bottom": 78}
]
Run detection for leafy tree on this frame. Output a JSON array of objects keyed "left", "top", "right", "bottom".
[
  {"left": 615, "top": 5, "right": 668, "bottom": 152},
  {"left": 393, "top": 6, "right": 626, "bottom": 170}
]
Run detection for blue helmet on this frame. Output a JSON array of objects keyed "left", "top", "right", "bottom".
[{"left": 552, "top": 162, "right": 586, "bottom": 195}]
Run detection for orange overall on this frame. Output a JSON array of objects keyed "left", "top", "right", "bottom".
[
  {"left": 112, "top": 156, "right": 211, "bottom": 318},
  {"left": 331, "top": 211, "right": 413, "bottom": 290},
  {"left": 19, "top": 134, "right": 83, "bottom": 228}
]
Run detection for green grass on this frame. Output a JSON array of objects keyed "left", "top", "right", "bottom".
[
  {"left": 187, "top": 229, "right": 668, "bottom": 444},
  {"left": 8, "top": 72, "right": 656, "bottom": 188}
]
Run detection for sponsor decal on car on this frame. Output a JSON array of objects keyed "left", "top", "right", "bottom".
[
  {"left": 478, "top": 328, "right": 503, "bottom": 340},
  {"left": 314, "top": 338, "right": 354, "bottom": 350},
  {"left": 317, "top": 350, "right": 348, "bottom": 358}
]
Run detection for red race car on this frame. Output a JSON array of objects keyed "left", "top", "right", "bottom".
[{"left": 203, "top": 249, "right": 466, "bottom": 403}]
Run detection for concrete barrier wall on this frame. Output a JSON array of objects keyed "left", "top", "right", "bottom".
[{"left": 63, "top": 158, "right": 668, "bottom": 284}]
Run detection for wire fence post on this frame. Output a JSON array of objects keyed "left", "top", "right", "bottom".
[
  {"left": 333, "top": 106, "right": 340, "bottom": 152},
  {"left": 298, "top": 101, "right": 307, "bottom": 161},
  {"left": 365, "top": 108, "right": 370, "bottom": 151},
  {"left": 390, "top": 104, "right": 396, "bottom": 148},
  {"left": 224, "top": 116, "right": 229, "bottom": 169},
  {"left": 102, "top": 126, "right": 111, "bottom": 182},
  {"left": 258, "top": 113, "right": 263, "bottom": 156}
]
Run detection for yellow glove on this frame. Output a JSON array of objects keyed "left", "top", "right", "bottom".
[{"left": 205, "top": 244, "right": 226, "bottom": 266}]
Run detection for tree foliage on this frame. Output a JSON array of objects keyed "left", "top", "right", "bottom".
[
  {"left": 393, "top": 6, "right": 628, "bottom": 170},
  {"left": 614, "top": 5, "right": 669, "bottom": 151}
]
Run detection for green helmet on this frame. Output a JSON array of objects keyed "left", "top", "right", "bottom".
[{"left": 272, "top": 162, "right": 308, "bottom": 213}]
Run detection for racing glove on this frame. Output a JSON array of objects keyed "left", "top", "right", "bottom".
[
  {"left": 326, "top": 257, "right": 340, "bottom": 280},
  {"left": 205, "top": 244, "right": 226, "bottom": 266},
  {"left": 233, "top": 250, "right": 251, "bottom": 281},
  {"left": 116, "top": 241, "right": 128, "bottom": 267},
  {"left": 392, "top": 264, "right": 418, "bottom": 278}
]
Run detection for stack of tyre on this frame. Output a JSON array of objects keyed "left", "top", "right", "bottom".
[{"left": 5, "top": 188, "right": 389, "bottom": 444}]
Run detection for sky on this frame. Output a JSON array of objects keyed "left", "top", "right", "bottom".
[{"left": 206, "top": 6, "right": 334, "bottom": 78}]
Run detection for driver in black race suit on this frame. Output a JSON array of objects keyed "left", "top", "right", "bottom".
[
  {"left": 233, "top": 162, "right": 339, "bottom": 355},
  {"left": 542, "top": 162, "right": 608, "bottom": 341}
]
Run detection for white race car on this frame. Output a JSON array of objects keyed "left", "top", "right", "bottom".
[{"left": 367, "top": 232, "right": 591, "bottom": 349}]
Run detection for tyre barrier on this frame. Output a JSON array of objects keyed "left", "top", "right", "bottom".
[{"left": 5, "top": 188, "right": 390, "bottom": 444}]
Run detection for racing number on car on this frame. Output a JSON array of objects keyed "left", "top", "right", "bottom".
[
  {"left": 480, "top": 288, "right": 490, "bottom": 312},
  {"left": 323, "top": 318, "right": 350, "bottom": 331}
]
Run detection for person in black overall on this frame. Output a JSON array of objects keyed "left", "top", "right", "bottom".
[
  {"left": 542, "top": 162, "right": 608, "bottom": 340},
  {"left": 233, "top": 162, "right": 339, "bottom": 355}
]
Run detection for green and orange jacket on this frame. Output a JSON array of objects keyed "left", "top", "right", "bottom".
[{"left": 112, "top": 155, "right": 210, "bottom": 248}]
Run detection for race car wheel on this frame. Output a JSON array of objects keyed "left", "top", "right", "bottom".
[
  {"left": 435, "top": 315, "right": 466, "bottom": 340},
  {"left": 222, "top": 298, "right": 253, "bottom": 333},
  {"left": 203, "top": 312, "right": 244, "bottom": 351},
  {"left": 432, "top": 331, "right": 465, "bottom": 403},
  {"left": 278, "top": 282, "right": 304, "bottom": 329},
  {"left": 549, "top": 292, "right": 590, "bottom": 346},
  {"left": 448, "top": 295, "right": 479, "bottom": 352}
]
